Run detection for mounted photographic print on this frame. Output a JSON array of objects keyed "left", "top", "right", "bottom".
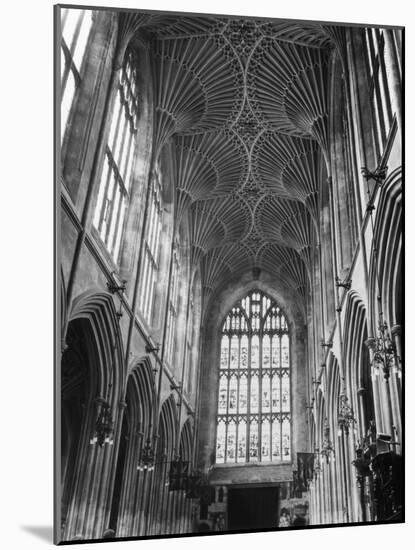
[{"left": 55, "top": 2, "right": 404, "bottom": 544}]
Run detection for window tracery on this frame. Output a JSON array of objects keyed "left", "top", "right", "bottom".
[
  {"left": 138, "top": 166, "right": 163, "bottom": 324},
  {"left": 364, "top": 28, "right": 395, "bottom": 156},
  {"left": 93, "top": 51, "right": 140, "bottom": 262},
  {"left": 215, "top": 290, "right": 291, "bottom": 464},
  {"left": 165, "top": 245, "right": 181, "bottom": 365}
]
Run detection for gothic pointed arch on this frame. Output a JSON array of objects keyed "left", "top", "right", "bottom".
[
  {"left": 343, "top": 291, "right": 374, "bottom": 438},
  {"left": 108, "top": 357, "right": 157, "bottom": 536},
  {"left": 369, "top": 167, "right": 402, "bottom": 330},
  {"left": 60, "top": 268, "right": 68, "bottom": 340},
  {"left": 61, "top": 292, "right": 125, "bottom": 540},
  {"left": 215, "top": 289, "right": 292, "bottom": 465},
  {"left": 149, "top": 394, "right": 179, "bottom": 535}
]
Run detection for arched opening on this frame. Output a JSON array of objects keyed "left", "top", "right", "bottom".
[
  {"left": 108, "top": 410, "right": 129, "bottom": 533},
  {"left": 107, "top": 359, "right": 156, "bottom": 537},
  {"left": 61, "top": 293, "right": 124, "bottom": 541},
  {"left": 61, "top": 319, "right": 91, "bottom": 530},
  {"left": 149, "top": 395, "right": 177, "bottom": 535},
  {"left": 343, "top": 292, "right": 375, "bottom": 439}
]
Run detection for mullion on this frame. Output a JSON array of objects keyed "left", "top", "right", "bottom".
[
  {"left": 103, "top": 167, "right": 121, "bottom": 245},
  {"left": 235, "top": 335, "right": 241, "bottom": 463},
  {"left": 121, "top": 129, "right": 135, "bottom": 190},
  {"left": 371, "top": 56, "right": 386, "bottom": 147},
  {"left": 247, "top": 306, "right": 252, "bottom": 462},
  {"left": 68, "top": 11, "right": 84, "bottom": 59},
  {"left": 61, "top": 8, "right": 69, "bottom": 30},
  {"left": 225, "top": 334, "right": 231, "bottom": 463},
  {"left": 279, "top": 330, "right": 283, "bottom": 461},
  {"left": 113, "top": 192, "right": 128, "bottom": 263},
  {"left": 60, "top": 41, "right": 72, "bottom": 96},
  {"left": 60, "top": 42, "right": 82, "bottom": 117},
  {"left": 392, "top": 30, "right": 402, "bottom": 76},
  {"left": 138, "top": 247, "right": 149, "bottom": 312},
  {"left": 152, "top": 209, "right": 162, "bottom": 269},
  {"left": 108, "top": 185, "right": 122, "bottom": 254},
  {"left": 146, "top": 190, "right": 157, "bottom": 256},
  {"left": 109, "top": 87, "right": 124, "bottom": 159},
  {"left": 140, "top": 245, "right": 151, "bottom": 314},
  {"left": 116, "top": 102, "right": 130, "bottom": 170},
  {"left": 365, "top": 29, "right": 383, "bottom": 156},
  {"left": 106, "top": 147, "right": 129, "bottom": 197},
  {"left": 151, "top": 186, "right": 162, "bottom": 256},
  {"left": 364, "top": 29, "right": 374, "bottom": 76},
  {"left": 113, "top": 101, "right": 128, "bottom": 168},
  {"left": 343, "top": 118, "right": 358, "bottom": 246},
  {"left": 143, "top": 256, "right": 153, "bottom": 320},
  {"left": 143, "top": 247, "right": 155, "bottom": 319},
  {"left": 377, "top": 36, "right": 393, "bottom": 129},
  {"left": 258, "top": 326, "right": 263, "bottom": 461},
  {"left": 366, "top": 29, "right": 377, "bottom": 77},
  {"left": 97, "top": 153, "right": 113, "bottom": 232},
  {"left": 270, "top": 332, "right": 273, "bottom": 461},
  {"left": 109, "top": 173, "right": 130, "bottom": 254}
]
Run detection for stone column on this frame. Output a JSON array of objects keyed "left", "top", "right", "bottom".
[
  {"left": 365, "top": 337, "right": 384, "bottom": 432},
  {"left": 356, "top": 387, "right": 367, "bottom": 437},
  {"left": 390, "top": 324, "right": 402, "bottom": 447},
  {"left": 383, "top": 30, "right": 402, "bottom": 134}
]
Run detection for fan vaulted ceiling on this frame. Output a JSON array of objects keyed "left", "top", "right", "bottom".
[{"left": 119, "top": 12, "right": 342, "bottom": 312}]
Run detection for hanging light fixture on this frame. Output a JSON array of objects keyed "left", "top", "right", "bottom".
[
  {"left": 90, "top": 397, "right": 114, "bottom": 446},
  {"left": 337, "top": 394, "right": 357, "bottom": 437},
  {"left": 367, "top": 321, "right": 398, "bottom": 380},
  {"left": 313, "top": 448, "right": 322, "bottom": 478},
  {"left": 320, "top": 419, "right": 335, "bottom": 464},
  {"left": 137, "top": 436, "right": 155, "bottom": 472}
]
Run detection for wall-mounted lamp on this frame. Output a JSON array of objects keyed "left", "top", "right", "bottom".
[
  {"left": 337, "top": 394, "right": 356, "bottom": 437},
  {"left": 320, "top": 340, "right": 333, "bottom": 349},
  {"left": 361, "top": 165, "right": 388, "bottom": 185},
  {"left": 335, "top": 276, "right": 352, "bottom": 291},
  {"left": 145, "top": 342, "right": 160, "bottom": 354}
]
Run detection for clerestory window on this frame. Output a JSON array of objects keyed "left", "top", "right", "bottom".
[
  {"left": 364, "top": 28, "right": 396, "bottom": 156},
  {"left": 215, "top": 290, "right": 291, "bottom": 465},
  {"left": 60, "top": 8, "right": 93, "bottom": 142},
  {"left": 165, "top": 245, "right": 181, "bottom": 365},
  {"left": 138, "top": 166, "right": 163, "bottom": 324},
  {"left": 93, "top": 50, "right": 140, "bottom": 263}
]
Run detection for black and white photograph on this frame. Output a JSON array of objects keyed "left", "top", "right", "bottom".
[{"left": 55, "top": 2, "right": 403, "bottom": 545}]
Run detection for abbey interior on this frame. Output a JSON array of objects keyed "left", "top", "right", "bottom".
[{"left": 57, "top": 5, "right": 403, "bottom": 543}]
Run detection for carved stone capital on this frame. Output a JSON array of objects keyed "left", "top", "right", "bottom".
[
  {"left": 391, "top": 324, "right": 402, "bottom": 337},
  {"left": 364, "top": 337, "right": 376, "bottom": 350}
]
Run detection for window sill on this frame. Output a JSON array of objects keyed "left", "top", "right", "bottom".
[{"left": 211, "top": 460, "right": 292, "bottom": 469}]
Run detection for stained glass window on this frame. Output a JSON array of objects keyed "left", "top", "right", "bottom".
[{"left": 215, "top": 290, "right": 291, "bottom": 464}]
